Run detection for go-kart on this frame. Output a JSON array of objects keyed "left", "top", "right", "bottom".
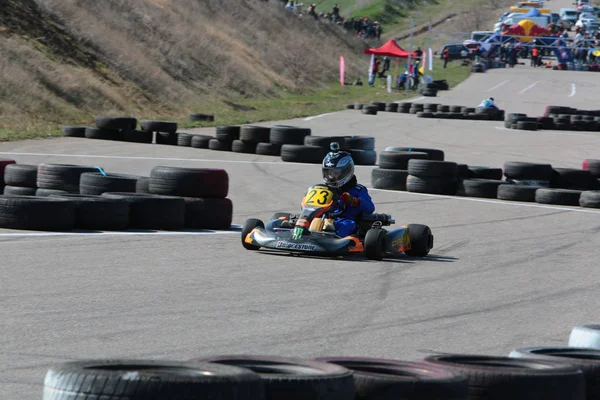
[{"left": 241, "top": 183, "right": 434, "bottom": 260}]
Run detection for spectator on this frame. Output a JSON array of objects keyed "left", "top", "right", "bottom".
[
  {"left": 382, "top": 56, "right": 390, "bottom": 74},
  {"left": 442, "top": 47, "right": 450, "bottom": 68},
  {"left": 332, "top": 3, "right": 340, "bottom": 19},
  {"left": 415, "top": 47, "right": 423, "bottom": 59}
]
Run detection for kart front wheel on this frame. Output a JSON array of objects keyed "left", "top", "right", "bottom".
[
  {"left": 364, "top": 228, "right": 387, "bottom": 261},
  {"left": 241, "top": 218, "right": 264, "bottom": 250},
  {"left": 404, "top": 224, "right": 433, "bottom": 257}
]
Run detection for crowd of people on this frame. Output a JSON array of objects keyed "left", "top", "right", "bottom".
[{"left": 279, "top": 1, "right": 383, "bottom": 39}]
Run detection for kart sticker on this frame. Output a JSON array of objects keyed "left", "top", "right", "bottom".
[
  {"left": 302, "top": 187, "right": 334, "bottom": 207},
  {"left": 275, "top": 241, "right": 320, "bottom": 251}
]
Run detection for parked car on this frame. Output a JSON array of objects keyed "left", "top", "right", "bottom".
[{"left": 440, "top": 44, "right": 473, "bottom": 60}]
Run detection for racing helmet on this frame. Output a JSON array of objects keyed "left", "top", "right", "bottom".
[{"left": 322, "top": 142, "right": 354, "bottom": 188}]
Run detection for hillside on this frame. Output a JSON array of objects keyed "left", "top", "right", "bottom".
[{"left": 0, "top": 0, "right": 371, "bottom": 133}]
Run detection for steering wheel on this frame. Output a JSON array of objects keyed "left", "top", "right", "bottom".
[{"left": 323, "top": 186, "right": 347, "bottom": 219}]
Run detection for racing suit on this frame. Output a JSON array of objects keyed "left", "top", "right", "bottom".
[{"left": 332, "top": 178, "right": 375, "bottom": 237}]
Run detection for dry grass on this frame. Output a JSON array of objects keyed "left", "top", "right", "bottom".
[{"left": 0, "top": 0, "right": 368, "bottom": 131}]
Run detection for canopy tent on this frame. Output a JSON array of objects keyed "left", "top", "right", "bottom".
[
  {"left": 502, "top": 19, "right": 551, "bottom": 42},
  {"left": 523, "top": 7, "right": 542, "bottom": 17},
  {"left": 364, "top": 39, "right": 417, "bottom": 58}
]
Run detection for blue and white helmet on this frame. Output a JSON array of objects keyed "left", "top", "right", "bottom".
[{"left": 322, "top": 142, "right": 354, "bottom": 188}]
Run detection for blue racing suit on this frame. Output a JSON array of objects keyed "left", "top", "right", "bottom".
[{"left": 333, "top": 184, "right": 375, "bottom": 237}]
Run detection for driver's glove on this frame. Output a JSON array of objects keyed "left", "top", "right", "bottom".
[{"left": 340, "top": 192, "right": 360, "bottom": 207}]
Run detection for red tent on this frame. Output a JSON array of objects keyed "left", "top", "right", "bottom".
[{"left": 364, "top": 39, "right": 417, "bottom": 58}]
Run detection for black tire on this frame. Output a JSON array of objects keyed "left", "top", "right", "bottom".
[
  {"left": 43, "top": 359, "right": 264, "bottom": 400},
  {"left": 256, "top": 142, "right": 281, "bottom": 156},
  {"left": 36, "top": 188, "right": 68, "bottom": 197},
  {"left": 416, "top": 111, "right": 434, "bottom": 118},
  {"left": 371, "top": 102, "right": 386, "bottom": 111},
  {"left": 4, "top": 164, "right": 37, "bottom": 187},
  {"left": 516, "top": 121, "right": 539, "bottom": 131},
  {"left": 149, "top": 166, "right": 229, "bottom": 198},
  {"left": 408, "top": 159, "right": 458, "bottom": 178},
  {"left": 304, "top": 136, "right": 347, "bottom": 150},
  {"left": 239, "top": 125, "right": 270, "bottom": 143},
  {"left": 140, "top": 120, "right": 177, "bottom": 134},
  {"left": 208, "top": 138, "right": 232, "bottom": 151},
  {"left": 0, "top": 195, "right": 75, "bottom": 231},
  {"left": 468, "top": 166, "right": 503, "bottom": 180},
  {"left": 189, "top": 113, "right": 215, "bottom": 122},
  {"left": 156, "top": 132, "right": 178, "bottom": 145},
  {"left": 314, "top": 357, "right": 468, "bottom": 400},
  {"left": 535, "top": 188, "right": 582, "bottom": 206},
  {"left": 509, "top": 346, "right": 600, "bottom": 399},
  {"left": 462, "top": 179, "right": 507, "bottom": 198},
  {"left": 423, "top": 103, "right": 439, "bottom": 112},
  {"left": 378, "top": 151, "right": 428, "bottom": 170},
  {"left": 421, "top": 88, "right": 437, "bottom": 97},
  {"left": 497, "top": 184, "right": 542, "bottom": 202},
  {"left": 51, "top": 194, "right": 130, "bottom": 231},
  {"left": 406, "top": 175, "right": 457, "bottom": 195},
  {"left": 190, "top": 355, "right": 355, "bottom": 400},
  {"left": 269, "top": 125, "right": 311, "bottom": 146},
  {"left": 580, "top": 190, "right": 600, "bottom": 208},
  {"left": 241, "top": 218, "right": 265, "bottom": 250},
  {"left": 449, "top": 105, "right": 462, "bottom": 113},
  {"left": 177, "top": 133, "right": 194, "bottom": 147},
  {"left": 423, "top": 354, "right": 585, "bottom": 400},
  {"left": 504, "top": 162, "right": 554, "bottom": 181},
  {"left": 583, "top": 159, "right": 600, "bottom": 178},
  {"left": 355, "top": 104, "right": 365, "bottom": 110},
  {"left": 345, "top": 136, "right": 375, "bottom": 151},
  {"left": 365, "top": 228, "right": 387, "bottom": 261},
  {"left": 372, "top": 168, "right": 408, "bottom": 190},
  {"left": 101, "top": 192, "right": 185, "bottom": 230},
  {"left": 456, "top": 164, "right": 470, "bottom": 180},
  {"left": 216, "top": 126, "right": 241, "bottom": 142},
  {"left": 85, "top": 127, "right": 120, "bottom": 141},
  {"left": 232, "top": 140, "right": 258, "bottom": 154},
  {"left": 281, "top": 145, "right": 327, "bottom": 164},
  {"left": 384, "top": 147, "right": 444, "bottom": 161},
  {"left": 136, "top": 176, "right": 150, "bottom": 194},
  {"left": 438, "top": 105, "right": 450, "bottom": 113},
  {"left": 122, "top": 129, "right": 153, "bottom": 144},
  {"left": 63, "top": 126, "right": 86, "bottom": 138},
  {"left": 4, "top": 186, "right": 36, "bottom": 196},
  {"left": 347, "top": 149, "right": 377, "bottom": 166},
  {"left": 190, "top": 135, "right": 213, "bottom": 149},
  {"left": 95, "top": 116, "right": 137, "bottom": 130},
  {"left": 384, "top": 102, "right": 398, "bottom": 112},
  {"left": 37, "top": 164, "right": 99, "bottom": 193},
  {"left": 184, "top": 198, "right": 232, "bottom": 230},
  {"left": 79, "top": 172, "right": 139, "bottom": 195},
  {"left": 345, "top": 104, "right": 355, "bottom": 109},
  {"left": 405, "top": 224, "right": 433, "bottom": 257},
  {"left": 551, "top": 168, "right": 594, "bottom": 190},
  {"left": 362, "top": 106, "right": 378, "bottom": 115}
]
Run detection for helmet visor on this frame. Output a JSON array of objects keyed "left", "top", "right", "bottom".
[{"left": 323, "top": 168, "right": 343, "bottom": 184}]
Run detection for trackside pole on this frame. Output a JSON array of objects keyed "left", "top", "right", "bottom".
[{"left": 406, "top": 17, "right": 414, "bottom": 92}]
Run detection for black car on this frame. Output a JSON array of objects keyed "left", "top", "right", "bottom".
[{"left": 441, "top": 44, "right": 473, "bottom": 60}]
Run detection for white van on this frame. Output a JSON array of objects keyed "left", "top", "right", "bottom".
[{"left": 470, "top": 31, "right": 494, "bottom": 42}]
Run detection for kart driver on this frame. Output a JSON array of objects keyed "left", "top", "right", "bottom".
[{"left": 320, "top": 145, "right": 375, "bottom": 237}]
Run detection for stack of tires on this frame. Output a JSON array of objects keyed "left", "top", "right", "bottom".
[
  {"left": 0, "top": 163, "right": 233, "bottom": 232},
  {"left": 146, "top": 166, "right": 232, "bottom": 230},
  {"left": 397, "top": 103, "right": 505, "bottom": 121},
  {"left": 458, "top": 166, "right": 506, "bottom": 198},
  {"left": 371, "top": 149, "right": 429, "bottom": 190},
  {"left": 406, "top": 159, "right": 459, "bottom": 195},
  {"left": 419, "top": 87, "right": 437, "bottom": 97},
  {"left": 508, "top": 105, "right": 600, "bottom": 132},
  {"left": 282, "top": 135, "right": 376, "bottom": 165}
]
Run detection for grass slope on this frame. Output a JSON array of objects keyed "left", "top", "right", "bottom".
[{"left": 0, "top": 0, "right": 473, "bottom": 140}]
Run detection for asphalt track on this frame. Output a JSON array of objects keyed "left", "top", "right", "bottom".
[{"left": 3, "top": 10, "right": 600, "bottom": 400}]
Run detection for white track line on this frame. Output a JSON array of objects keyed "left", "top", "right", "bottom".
[
  {"left": 0, "top": 231, "right": 240, "bottom": 238},
  {"left": 368, "top": 188, "right": 600, "bottom": 214},
  {"left": 569, "top": 83, "right": 576, "bottom": 97},
  {"left": 487, "top": 80, "right": 509, "bottom": 92},
  {"left": 304, "top": 112, "right": 336, "bottom": 121},
  {"left": 518, "top": 81, "right": 539, "bottom": 95},
  {"left": 0, "top": 151, "right": 370, "bottom": 169}
]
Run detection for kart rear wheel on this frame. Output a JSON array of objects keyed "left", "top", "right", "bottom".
[
  {"left": 404, "top": 224, "right": 433, "bottom": 257},
  {"left": 364, "top": 228, "right": 387, "bottom": 261},
  {"left": 241, "top": 218, "right": 264, "bottom": 250}
]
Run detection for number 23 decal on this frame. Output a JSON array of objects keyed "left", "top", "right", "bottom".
[{"left": 305, "top": 189, "right": 332, "bottom": 205}]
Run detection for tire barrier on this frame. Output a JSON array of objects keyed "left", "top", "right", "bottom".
[
  {"left": 359, "top": 101, "right": 505, "bottom": 121},
  {"left": 371, "top": 149, "right": 600, "bottom": 208},
  {"left": 505, "top": 105, "right": 600, "bottom": 132},
  {"left": 0, "top": 162, "right": 234, "bottom": 232},
  {"left": 41, "top": 339, "right": 600, "bottom": 400}
]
